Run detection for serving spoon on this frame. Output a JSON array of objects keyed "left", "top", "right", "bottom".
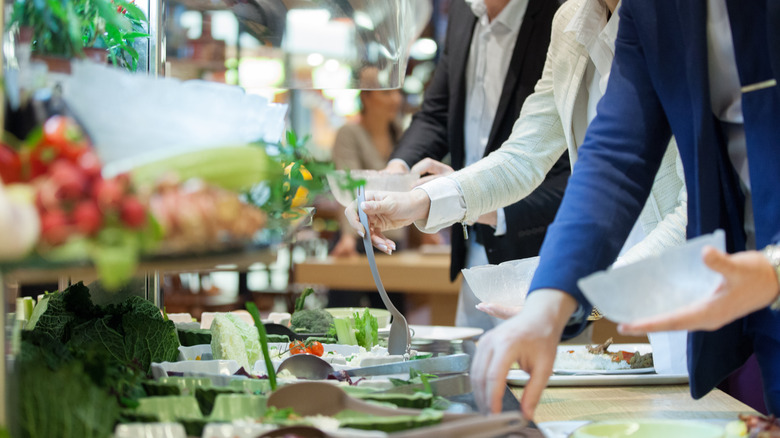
[{"left": 357, "top": 185, "right": 411, "bottom": 356}]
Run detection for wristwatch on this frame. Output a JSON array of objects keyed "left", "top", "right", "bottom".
[{"left": 761, "top": 244, "right": 780, "bottom": 310}]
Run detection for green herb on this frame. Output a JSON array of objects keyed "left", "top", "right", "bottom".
[
  {"left": 294, "top": 287, "right": 314, "bottom": 312},
  {"left": 245, "top": 131, "right": 334, "bottom": 217},
  {"left": 246, "top": 302, "right": 276, "bottom": 391},
  {"left": 263, "top": 406, "right": 297, "bottom": 422},
  {"left": 10, "top": 0, "right": 149, "bottom": 71}
]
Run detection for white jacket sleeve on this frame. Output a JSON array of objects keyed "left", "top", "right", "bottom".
[
  {"left": 448, "top": 19, "right": 570, "bottom": 225},
  {"left": 614, "top": 139, "right": 688, "bottom": 267}
]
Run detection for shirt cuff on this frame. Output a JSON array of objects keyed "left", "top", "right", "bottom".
[
  {"left": 414, "top": 177, "right": 466, "bottom": 234},
  {"left": 494, "top": 208, "right": 507, "bottom": 236},
  {"left": 567, "top": 304, "right": 586, "bottom": 326},
  {"left": 387, "top": 158, "right": 411, "bottom": 172}
]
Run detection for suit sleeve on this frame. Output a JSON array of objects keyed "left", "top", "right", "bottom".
[
  {"left": 390, "top": 24, "right": 455, "bottom": 167},
  {"left": 528, "top": 0, "right": 674, "bottom": 337},
  {"left": 615, "top": 141, "right": 688, "bottom": 267}
]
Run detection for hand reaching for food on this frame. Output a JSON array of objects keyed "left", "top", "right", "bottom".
[
  {"left": 410, "top": 158, "right": 454, "bottom": 187},
  {"left": 344, "top": 189, "right": 431, "bottom": 254}
]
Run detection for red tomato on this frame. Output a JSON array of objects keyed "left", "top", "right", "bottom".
[
  {"left": 0, "top": 144, "right": 21, "bottom": 184},
  {"left": 289, "top": 341, "right": 307, "bottom": 355},
  {"left": 306, "top": 341, "right": 324, "bottom": 357},
  {"left": 40, "top": 209, "right": 70, "bottom": 246},
  {"left": 42, "top": 115, "right": 89, "bottom": 161},
  {"left": 73, "top": 200, "right": 103, "bottom": 236},
  {"left": 119, "top": 196, "right": 147, "bottom": 229}
]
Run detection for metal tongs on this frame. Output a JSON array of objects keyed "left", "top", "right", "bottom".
[{"left": 357, "top": 185, "right": 411, "bottom": 356}]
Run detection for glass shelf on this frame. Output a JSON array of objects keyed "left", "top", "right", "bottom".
[{"left": 0, "top": 209, "right": 313, "bottom": 284}]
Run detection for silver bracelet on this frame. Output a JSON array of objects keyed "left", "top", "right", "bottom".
[{"left": 761, "top": 245, "right": 780, "bottom": 311}]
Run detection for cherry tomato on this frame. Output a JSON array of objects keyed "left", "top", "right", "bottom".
[
  {"left": 289, "top": 341, "right": 307, "bottom": 355},
  {"left": 0, "top": 144, "right": 21, "bottom": 184},
  {"left": 306, "top": 341, "right": 324, "bottom": 357}
]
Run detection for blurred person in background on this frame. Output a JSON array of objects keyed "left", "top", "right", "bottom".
[
  {"left": 382, "top": 0, "right": 569, "bottom": 331},
  {"left": 327, "top": 85, "right": 408, "bottom": 311},
  {"left": 330, "top": 87, "right": 404, "bottom": 257}
]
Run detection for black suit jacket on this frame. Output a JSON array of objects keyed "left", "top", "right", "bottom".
[{"left": 392, "top": 0, "right": 569, "bottom": 281}]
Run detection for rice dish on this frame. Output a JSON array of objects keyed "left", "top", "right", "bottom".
[{"left": 554, "top": 350, "right": 632, "bottom": 371}]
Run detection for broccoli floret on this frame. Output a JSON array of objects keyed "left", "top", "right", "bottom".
[{"left": 290, "top": 309, "right": 334, "bottom": 333}]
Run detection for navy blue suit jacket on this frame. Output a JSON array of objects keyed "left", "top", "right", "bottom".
[{"left": 528, "top": 0, "right": 780, "bottom": 407}]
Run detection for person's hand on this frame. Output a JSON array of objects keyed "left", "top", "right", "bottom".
[
  {"left": 411, "top": 158, "right": 454, "bottom": 186},
  {"left": 476, "top": 210, "right": 498, "bottom": 227},
  {"left": 471, "top": 289, "right": 578, "bottom": 419},
  {"left": 619, "top": 246, "right": 780, "bottom": 335},
  {"left": 476, "top": 302, "right": 523, "bottom": 320},
  {"left": 345, "top": 189, "right": 431, "bottom": 254},
  {"left": 330, "top": 233, "right": 358, "bottom": 258},
  {"left": 382, "top": 160, "right": 410, "bottom": 174}
]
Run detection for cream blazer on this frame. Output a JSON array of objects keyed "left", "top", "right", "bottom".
[{"left": 449, "top": 0, "right": 687, "bottom": 265}]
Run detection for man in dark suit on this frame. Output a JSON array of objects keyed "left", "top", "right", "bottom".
[
  {"left": 471, "top": 0, "right": 780, "bottom": 418},
  {"left": 384, "top": 0, "right": 568, "bottom": 330}
]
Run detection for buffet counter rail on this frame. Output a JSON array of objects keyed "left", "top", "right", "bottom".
[
  {"left": 293, "top": 251, "right": 461, "bottom": 325},
  {"left": 522, "top": 385, "right": 756, "bottom": 424}
]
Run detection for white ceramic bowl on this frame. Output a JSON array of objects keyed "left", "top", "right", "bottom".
[
  {"left": 326, "top": 170, "right": 418, "bottom": 207},
  {"left": 461, "top": 256, "right": 539, "bottom": 307}
]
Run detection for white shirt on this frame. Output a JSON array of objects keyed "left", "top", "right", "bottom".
[
  {"left": 462, "top": 0, "right": 529, "bottom": 269},
  {"left": 565, "top": 0, "right": 645, "bottom": 255},
  {"left": 706, "top": 0, "right": 755, "bottom": 249},
  {"left": 388, "top": 0, "right": 527, "bottom": 244},
  {"left": 420, "top": 0, "right": 642, "bottom": 247}
]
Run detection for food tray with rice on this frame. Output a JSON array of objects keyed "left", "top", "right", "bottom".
[{"left": 507, "top": 342, "right": 689, "bottom": 387}]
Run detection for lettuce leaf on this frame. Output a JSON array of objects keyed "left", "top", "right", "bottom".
[{"left": 354, "top": 309, "right": 379, "bottom": 349}]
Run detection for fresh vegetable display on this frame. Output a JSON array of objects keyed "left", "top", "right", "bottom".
[
  {"left": 17, "top": 282, "right": 180, "bottom": 438},
  {"left": 332, "top": 308, "right": 380, "bottom": 350},
  {"left": 148, "top": 177, "right": 267, "bottom": 253},
  {"left": 0, "top": 114, "right": 282, "bottom": 288},
  {"left": 289, "top": 288, "right": 334, "bottom": 333}
]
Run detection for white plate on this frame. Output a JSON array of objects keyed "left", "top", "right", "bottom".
[
  {"left": 506, "top": 370, "right": 689, "bottom": 387},
  {"left": 410, "top": 325, "right": 484, "bottom": 341},
  {"left": 553, "top": 343, "right": 653, "bottom": 375},
  {"left": 553, "top": 367, "right": 655, "bottom": 375}
]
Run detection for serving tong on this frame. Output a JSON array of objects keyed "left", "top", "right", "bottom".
[{"left": 357, "top": 185, "right": 412, "bottom": 356}]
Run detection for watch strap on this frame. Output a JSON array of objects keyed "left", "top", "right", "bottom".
[{"left": 761, "top": 244, "right": 780, "bottom": 310}]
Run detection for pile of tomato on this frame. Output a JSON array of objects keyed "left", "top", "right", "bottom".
[
  {"left": 1, "top": 115, "right": 149, "bottom": 246},
  {"left": 288, "top": 340, "right": 324, "bottom": 357}
]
